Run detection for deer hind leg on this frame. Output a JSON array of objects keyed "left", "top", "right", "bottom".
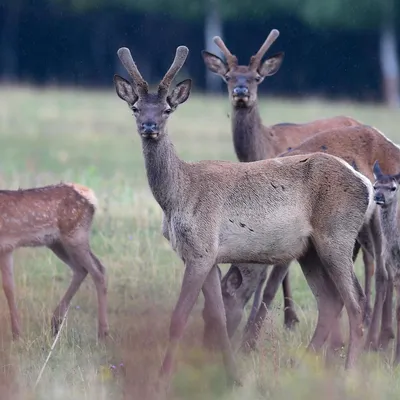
[
  {"left": 241, "top": 263, "right": 291, "bottom": 351},
  {"left": 313, "top": 237, "right": 365, "bottom": 369},
  {"left": 245, "top": 266, "right": 267, "bottom": 331},
  {"left": 61, "top": 239, "right": 109, "bottom": 340},
  {"left": 297, "top": 247, "right": 344, "bottom": 356},
  {"left": 0, "top": 251, "right": 21, "bottom": 340},
  {"left": 365, "top": 213, "right": 388, "bottom": 351},
  {"left": 49, "top": 241, "right": 88, "bottom": 336},
  {"left": 282, "top": 270, "right": 300, "bottom": 329},
  {"left": 379, "top": 263, "right": 395, "bottom": 350}
]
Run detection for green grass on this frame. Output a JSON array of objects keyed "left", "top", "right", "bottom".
[{"left": 1, "top": 85, "right": 400, "bottom": 399}]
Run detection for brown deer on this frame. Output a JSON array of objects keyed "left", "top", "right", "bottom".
[
  {"left": 0, "top": 183, "right": 108, "bottom": 340},
  {"left": 373, "top": 161, "right": 400, "bottom": 365},
  {"left": 234, "top": 125, "right": 398, "bottom": 354},
  {"left": 202, "top": 29, "right": 374, "bottom": 338},
  {"left": 114, "top": 44, "right": 375, "bottom": 388}
]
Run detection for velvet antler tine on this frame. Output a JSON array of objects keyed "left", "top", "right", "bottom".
[
  {"left": 250, "top": 29, "right": 280, "bottom": 69},
  {"left": 158, "top": 46, "right": 189, "bottom": 98},
  {"left": 117, "top": 47, "right": 149, "bottom": 95},
  {"left": 213, "top": 36, "right": 238, "bottom": 67}
]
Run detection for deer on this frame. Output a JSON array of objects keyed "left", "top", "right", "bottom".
[
  {"left": 373, "top": 161, "right": 400, "bottom": 365},
  {"left": 201, "top": 28, "right": 374, "bottom": 341},
  {"left": 113, "top": 43, "right": 375, "bottom": 388},
  {"left": 232, "top": 125, "right": 399, "bottom": 354},
  {"left": 0, "top": 182, "right": 109, "bottom": 340}
]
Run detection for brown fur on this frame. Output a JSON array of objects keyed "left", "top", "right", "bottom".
[
  {"left": 238, "top": 125, "right": 400, "bottom": 352},
  {"left": 372, "top": 161, "right": 400, "bottom": 363},
  {"left": 114, "top": 45, "right": 375, "bottom": 388},
  {"left": 202, "top": 31, "right": 372, "bottom": 342},
  {"left": 0, "top": 183, "right": 108, "bottom": 340}
]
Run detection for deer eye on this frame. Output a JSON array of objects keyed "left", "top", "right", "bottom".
[
  {"left": 164, "top": 108, "right": 172, "bottom": 115},
  {"left": 255, "top": 76, "right": 262, "bottom": 82},
  {"left": 224, "top": 75, "right": 231, "bottom": 82},
  {"left": 131, "top": 106, "right": 139, "bottom": 113},
  {"left": 391, "top": 187, "right": 396, "bottom": 191}
]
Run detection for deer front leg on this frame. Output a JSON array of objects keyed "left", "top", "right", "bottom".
[
  {"left": 379, "top": 263, "right": 395, "bottom": 350},
  {"left": 242, "top": 263, "right": 291, "bottom": 352},
  {"left": 393, "top": 275, "right": 400, "bottom": 365},
  {"left": 159, "top": 258, "right": 214, "bottom": 392},
  {"left": 362, "top": 250, "right": 374, "bottom": 326},
  {"left": 365, "top": 213, "right": 388, "bottom": 351},
  {"left": 0, "top": 251, "right": 21, "bottom": 340},
  {"left": 282, "top": 270, "right": 299, "bottom": 329}
]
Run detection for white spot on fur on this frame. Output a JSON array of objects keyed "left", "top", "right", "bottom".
[
  {"left": 66, "top": 183, "right": 98, "bottom": 209},
  {"left": 332, "top": 156, "right": 375, "bottom": 223}
]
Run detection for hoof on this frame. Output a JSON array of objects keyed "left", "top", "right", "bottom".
[
  {"left": 284, "top": 311, "right": 300, "bottom": 330},
  {"left": 378, "top": 328, "right": 395, "bottom": 351}
]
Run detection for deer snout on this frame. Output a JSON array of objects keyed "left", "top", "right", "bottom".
[
  {"left": 140, "top": 122, "right": 159, "bottom": 138},
  {"left": 232, "top": 86, "right": 249, "bottom": 98},
  {"left": 374, "top": 192, "right": 385, "bottom": 206}
]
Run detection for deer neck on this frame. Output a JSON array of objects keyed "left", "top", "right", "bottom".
[
  {"left": 380, "top": 201, "right": 399, "bottom": 242},
  {"left": 232, "top": 104, "right": 271, "bottom": 162},
  {"left": 141, "top": 133, "right": 184, "bottom": 213}
]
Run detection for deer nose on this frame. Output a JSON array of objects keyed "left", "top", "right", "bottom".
[
  {"left": 374, "top": 192, "right": 385, "bottom": 205},
  {"left": 141, "top": 122, "right": 157, "bottom": 133},
  {"left": 233, "top": 86, "right": 249, "bottom": 97}
]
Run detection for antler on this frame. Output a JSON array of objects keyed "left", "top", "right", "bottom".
[
  {"left": 117, "top": 47, "right": 149, "bottom": 96},
  {"left": 249, "top": 29, "right": 280, "bottom": 69},
  {"left": 158, "top": 46, "right": 189, "bottom": 98},
  {"left": 213, "top": 36, "right": 238, "bottom": 68}
]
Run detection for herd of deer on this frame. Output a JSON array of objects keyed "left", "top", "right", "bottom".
[{"left": 2, "top": 28, "right": 400, "bottom": 391}]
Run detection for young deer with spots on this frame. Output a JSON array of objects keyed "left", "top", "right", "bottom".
[
  {"left": 114, "top": 44, "right": 374, "bottom": 388},
  {"left": 0, "top": 183, "right": 108, "bottom": 340},
  {"left": 202, "top": 29, "right": 373, "bottom": 339},
  {"left": 373, "top": 161, "right": 400, "bottom": 365},
  {"left": 235, "top": 125, "right": 400, "bottom": 354}
]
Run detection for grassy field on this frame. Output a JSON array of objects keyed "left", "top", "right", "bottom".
[{"left": 1, "top": 85, "right": 400, "bottom": 400}]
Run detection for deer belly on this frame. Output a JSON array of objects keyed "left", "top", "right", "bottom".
[
  {"left": 15, "top": 227, "right": 58, "bottom": 248},
  {"left": 217, "top": 214, "right": 311, "bottom": 264}
]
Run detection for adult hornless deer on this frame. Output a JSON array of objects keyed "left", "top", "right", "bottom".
[{"left": 202, "top": 29, "right": 374, "bottom": 341}]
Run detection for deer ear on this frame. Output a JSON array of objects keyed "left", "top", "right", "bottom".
[
  {"left": 202, "top": 51, "right": 229, "bottom": 76},
  {"left": 259, "top": 52, "right": 284, "bottom": 77},
  {"left": 168, "top": 79, "right": 192, "bottom": 107},
  {"left": 113, "top": 75, "right": 138, "bottom": 104},
  {"left": 394, "top": 173, "right": 400, "bottom": 184},
  {"left": 222, "top": 266, "right": 243, "bottom": 297},
  {"left": 373, "top": 160, "right": 384, "bottom": 180}
]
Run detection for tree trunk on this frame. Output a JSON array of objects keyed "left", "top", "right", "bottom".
[
  {"left": 0, "top": 0, "right": 22, "bottom": 82},
  {"left": 380, "top": 0, "right": 399, "bottom": 108},
  {"left": 204, "top": 0, "right": 223, "bottom": 93}
]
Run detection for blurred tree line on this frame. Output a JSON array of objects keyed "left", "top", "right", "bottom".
[{"left": 0, "top": 0, "right": 399, "bottom": 105}]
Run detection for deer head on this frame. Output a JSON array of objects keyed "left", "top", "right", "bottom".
[
  {"left": 373, "top": 160, "right": 400, "bottom": 206},
  {"left": 202, "top": 29, "right": 284, "bottom": 107},
  {"left": 114, "top": 46, "right": 192, "bottom": 140}
]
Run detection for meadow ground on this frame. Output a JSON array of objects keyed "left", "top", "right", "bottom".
[{"left": 1, "top": 86, "right": 400, "bottom": 399}]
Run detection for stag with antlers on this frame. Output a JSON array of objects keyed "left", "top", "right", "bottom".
[{"left": 114, "top": 44, "right": 375, "bottom": 389}]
